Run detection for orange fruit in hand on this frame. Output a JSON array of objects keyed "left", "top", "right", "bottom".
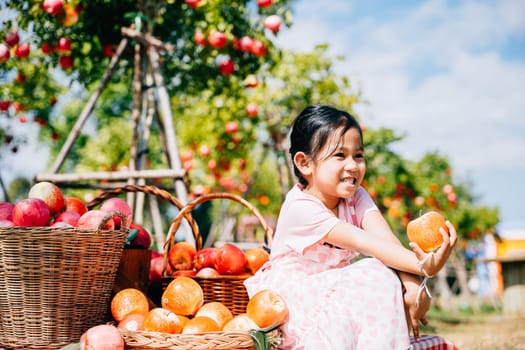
[
  {"left": 244, "top": 247, "right": 269, "bottom": 274},
  {"left": 182, "top": 316, "right": 221, "bottom": 334},
  {"left": 246, "top": 289, "right": 289, "bottom": 328},
  {"left": 142, "top": 307, "right": 183, "bottom": 334},
  {"left": 161, "top": 276, "right": 204, "bottom": 316},
  {"left": 407, "top": 211, "right": 449, "bottom": 252},
  {"left": 195, "top": 302, "right": 233, "bottom": 329},
  {"left": 111, "top": 288, "right": 149, "bottom": 322},
  {"left": 222, "top": 313, "right": 259, "bottom": 331}
]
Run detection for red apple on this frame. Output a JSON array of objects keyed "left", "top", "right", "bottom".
[
  {"left": 198, "top": 145, "right": 211, "bottom": 157},
  {"left": 149, "top": 254, "right": 165, "bottom": 283},
  {"left": 78, "top": 210, "right": 115, "bottom": 230},
  {"left": 0, "top": 44, "right": 9, "bottom": 63},
  {"left": 28, "top": 181, "right": 65, "bottom": 216},
  {"left": 185, "top": 0, "right": 201, "bottom": 8},
  {"left": 172, "top": 269, "right": 197, "bottom": 277},
  {"left": 246, "top": 103, "right": 258, "bottom": 117},
  {"left": 168, "top": 241, "right": 196, "bottom": 271},
  {"left": 207, "top": 159, "right": 217, "bottom": 171},
  {"left": 194, "top": 30, "right": 207, "bottom": 47},
  {"left": 62, "top": 4, "right": 79, "bottom": 27},
  {"left": 16, "top": 72, "right": 25, "bottom": 83},
  {"left": 102, "top": 44, "right": 114, "bottom": 58},
  {"left": 257, "top": 0, "right": 272, "bottom": 8},
  {"left": 65, "top": 196, "right": 88, "bottom": 215},
  {"left": 0, "top": 219, "right": 14, "bottom": 227},
  {"left": 250, "top": 40, "right": 267, "bottom": 57},
  {"left": 237, "top": 36, "right": 254, "bottom": 52},
  {"left": 43, "top": 0, "right": 64, "bottom": 16},
  {"left": 244, "top": 74, "right": 259, "bottom": 88},
  {"left": 219, "top": 59, "right": 235, "bottom": 75},
  {"left": 80, "top": 324, "right": 124, "bottom": 350},
  {"left": 12, "top": 198, "right": 51, "bottom": 227},
  {"left": 225, "top": 121, "right": 239, "bottom": 134},
  {"left": 100, "top": 197, "right": 132, "bottom": 229},
  {"left": 5, "top": 30, "right": 20, "bottom": 47},
  {"left": 193, "top": 247, "right": 218, "bottom": 271},
  {"left": 129, "top": 223, "right": 152, "bottom": 249},
  {"left": 195, "top": 267, "right": 220, "bottom": 278},
  {"left": 41, "top": 42, "right": 52, "bottom": 54},
  {"left": 55, "top": 37, "right": 72, "bottom": 55},
  {"left": 52, "top": 210, "right": 80, "bottom": 227},
  {"left": 15, "top": 43, "right": 30, "bottom": 59},
  {"left": 59, "top": 55, "right": 73, "bottom": 69},
  {"left": 0, "top": 202, "right": 15, "bottom": 221},
  {"left": 264, "top": 15, "right": 282, "bottom": 33},
  {"left": 208, "top": 30, "right": 227, "bottom": 49},
  {"left": 0, "top": 100, "right": 10, "bottom": 111},
  {"left": 214, "top": 243, "right": 248, "bottom": 275}
]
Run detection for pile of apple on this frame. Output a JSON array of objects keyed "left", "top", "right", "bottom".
[
  {"left": 152, "top": 240, "right": 270, "bottom": 281},
  {"left": 0, "top": 181, "right": 151, "bottom": 249}
]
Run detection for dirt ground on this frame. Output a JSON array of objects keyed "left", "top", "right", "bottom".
[{"left": 423, "top": 313, "right": 525, "bottom": 350}]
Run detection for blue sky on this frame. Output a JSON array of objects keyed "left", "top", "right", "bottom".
[
  {"left": 2, "top": 0, "right": 523, "bottom": 225},
  {"left": 274, "top": 0, "right": 525, "bottom": 224}
]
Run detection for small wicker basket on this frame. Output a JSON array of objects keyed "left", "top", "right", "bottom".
[
  {"left": 162, "top": 192, "right": 274, "bottom": 315},
  {"left": 0, "top": 211, "right": 128, "bottom": 350}
]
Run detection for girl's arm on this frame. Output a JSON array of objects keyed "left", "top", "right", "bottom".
[{"left": 324, "top": 217, "right": 457, "bottom": 276}]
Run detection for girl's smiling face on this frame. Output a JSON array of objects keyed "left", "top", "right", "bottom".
[{"left": 298, "top": 126, "right": 366, "bottom": 210}]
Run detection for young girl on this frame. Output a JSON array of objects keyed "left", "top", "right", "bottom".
[{"left": 244, "top": 105, "right": 457, "bottom": 349}]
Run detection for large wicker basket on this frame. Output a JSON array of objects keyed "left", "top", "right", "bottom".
[
  {"left": 162, "top": 192, "right": 274, "bottom": 315},
  {"left": 0, "top": 211, "right": 128, "bottom": 349}
]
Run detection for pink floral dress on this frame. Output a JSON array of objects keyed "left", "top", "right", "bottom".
[{"left": 244, "top": 185, "right": 410, "bottom": 350}]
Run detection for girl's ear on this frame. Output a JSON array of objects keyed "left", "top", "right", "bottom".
[{"left": 293, "top": 152, "right": 313, "bottom": 176}]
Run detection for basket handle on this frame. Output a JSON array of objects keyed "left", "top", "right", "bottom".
[
  {"left": 86, "top": 184, "right": 200, "bottom": 242},
  {"left": 99, "top": 210, "right": 128, "bottom": 232},
  {"left": 164, "top": 192, "right": 274, "bottom": 259}
]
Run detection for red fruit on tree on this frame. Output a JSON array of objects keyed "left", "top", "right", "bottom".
[
  {"left": 55, "top": 37, "right": 72, "bottom": 55},
  {"left": 214, "top": 243, "right": 248, "bottom": 275},
  {"left": 264, "top": 15, "right": 282, "bottom": 33},
  {"left": 0, "top": 44, "right": 9, "bottom": 63},
  {"left": 102, "top": 44, "right": 114, "bottom": 58},
  {"left": 207, "top": 159, "right": 217, "bottom": 171},
  {"left": 59, "top": 56, "right": 73, "bottom": 69},
  {"left": 41, "top": 42, "right": 52, "bottom": 54},
  {"left": 194, "top": 30, "right": 207, "bottom": 47},
  {"left": 12, "top": 198, "right": 51, "bottom": 227},
  {"left": 225, "top": 121, "right": 239, "bottom": 134},
  {"left": 237, "top": 36, "right": 254, "bottom": 52},
  {"left": 257, "top": 0, "right": 272, "bottom": 8},
  {"left": 208, "top": 30, "right": 227, "bottom": 49},
  {"left": 168, "top": 241, "right": 196, "bottom": 271},
  {"left": 250, "top": 40, "right": 267, "bottom": 57},
  {"left": 185, "top": 0, "right": 201, "bottom": 8},
  {"left": 198, "top": 144, "right": 211, "bottom": 157},
  {"left": 43, "top": 0, "right": 64, "bottom": 16},
  {"left": 219, "top": 59, "right": 235, "bottom": 75},
  {"left": 62, "top": 4, "right": 79, "bottom": 27},
  {"left": 5, "top": 30, "right": 20, "bottom": 47},
  {"left": 28, "top": 181, "right": 65, "bottom": 216},
  {"left": 0, "top": 100, "right": 10, "bottom": 111},
  {"left": 246, "top": 102, "right": 258, "bottom": 117},
  {"left": 15, "top": 43, "right": 30, "bottom": 59}
]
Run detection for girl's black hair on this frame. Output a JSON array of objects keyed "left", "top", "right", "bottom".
[{"left": 289, "top": 104, "right": 362, "bottom": 186}]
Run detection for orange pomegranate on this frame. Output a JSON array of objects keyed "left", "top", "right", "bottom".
[
  {"left": 117, "top": 313, "right": 146, "bottom": 331},
  {"left": 244, "top": 247, "right": 269, "bottom": 274},
  {"left": 246, "top": 289, "right": 288, "bottom": 328},
  {"left": 110, "top": 288, "right": 149, "bottom": 322},
  {"left": 222, "top": 313, "right": 259, "bottom": 331},
  {"left": 182, "top": 316, "right": 221, "bottom": 334},
  {"left": 161, "top": 276, "right": 203, "bottom": 316},
  {"left": 142, "top": 307, "right": 183, "bottom": 334},
  {"left": 195, "top": 302, "right": 233, "bottom": 329},
  {"left": 407, "top": 211, "right": 449, "bottom": 252}
]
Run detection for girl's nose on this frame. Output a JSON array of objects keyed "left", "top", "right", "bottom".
[{"left": 344, "top": 159, "right": 358, "bottom": 170}]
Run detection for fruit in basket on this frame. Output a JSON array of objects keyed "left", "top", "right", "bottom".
[
  {"left": 129, "top": 223, "right": 152, "bottom": 248},
  {"left": 80, "top": 324, "right": 124, "bottom": 350},
  {"left": 0, "top": 219, "right": 14, "bottom": 227},
  {"left": 142, "top": 307, "right": 183, "bottom": 334},
  {"left": 407, "top": 211, "right": 449, "bottom": 252},
  {"left": 195, "top": 266, "right": 220, "bottom": 278},
  {"left": 117, "top": 312, "right": 146, "bottom": 331},
  {"left": 214, "top": 243, "right": 248, "bottom": 275},
  {"left": 0, "top": 202, "right": 14, "bottom": 221},
  {"left": 100, "top": 197, "right": 132, "bottom": 229},
  {"left": 162, "top": 276, "right": 203, "bottom": 316},
  {"left": 172, "top": 269, "right": 197, "bottom": 277},
  {"left": 195, "top": 301, "right": 233, "bottom": 329},
  {"left": 246, "top": 289, "right": 289, "bottom": 328},
  {"left": 78, "top": 209, "right": 115, "bottom": 230},
  {"left": 193, "top": 247, "right": 218, "bottom": 271},
  {"left": 28, "top": 181, "right": 65, "bottom": 216},
  {"left": 223, "top": 313, "right": 259, "bottom": 331},
  {"left": 110, "top": 288, "right": 149, "bottom": 322},
  {"left": 245, "top": 247, "right": 270, "bottom": 274},
  {"left": 65, "top": 196, "right": 88, "bottom": 215},
  {"left": 168, "top": 241, "right": 197, "bottom": 271},
  {"left": 149, "top": 254, "right": 165, "bottom": 283},
  {"left": 52, "top": 210, "right": 81, "bottom": 227},
  {"left": 12, "top": 198, "right": 51, "bottom": 226},
  {"left": 182, "top": 315, "right": 221, "bottom": 334}
]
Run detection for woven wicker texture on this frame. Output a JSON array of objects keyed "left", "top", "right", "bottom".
[
  {"left": 162, "top": 192, "right": 273, "bottom": 315},
  {"left": 0, "top": 212, "right": 127, "bottom": 349}
]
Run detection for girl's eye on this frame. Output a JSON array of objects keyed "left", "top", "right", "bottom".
[
  {"left": 355, "top": 153, "right": 364, "bottom": 159},
  {"left": 335, "top": 152, "right": 345, "bottom": 158}
]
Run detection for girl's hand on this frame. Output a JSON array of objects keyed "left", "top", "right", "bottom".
[
  {"left": 408, "top": 220, "right": 457, "bottom": 277},
  {"left": 402, "top": 276, "right": 430, "bottom": 342}
]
